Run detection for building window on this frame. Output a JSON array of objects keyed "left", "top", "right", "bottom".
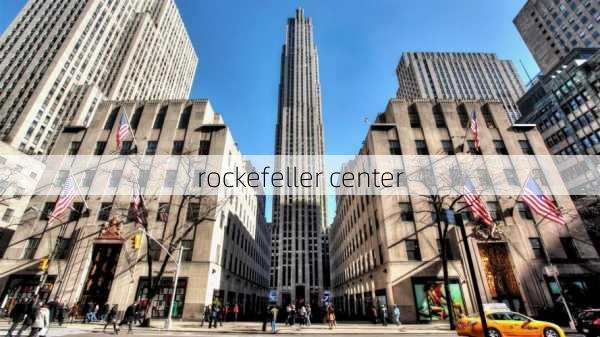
[
  {"left": 458, "top": 109, "right": 469, "bottom": 128},
  {"left": 406, "top": 239, "right": 421, "bottom": 261},
  {"left": 146, "top": 141, "right": 158, "bottom": 155},
  {"left": 98, "top": 202, "right": 112, "bottom": 221},
  {"left": 433, "top": 110, "right": 446, "bottom": 128},
  {"left": 399, "top": 202, "right": 414, "bottom": 222},
  {"left": 517, "top": 202, "right": 533, "bottom": 220},
  {"left": 415, "top": 140, "right": 429, "bottom": 155},
  {"left": 482, "top": 111, "right": 496, "bottom": 128},
  {"left": 104, "top": 108, "right": 119, "bottom": 130},
  {"left": 157, "top": 203, "right": 169, "bottom": 222},
  {"left": 441, "top": 140, "right": 454, "bottom": 155},
  {"left": 68, "top": 141, "right": 81, "bottom": 155},
  {"left": 487, "top": 201, "right": 502, "bottom": 221},
  {"left": 149, "top": 241, "right": 161, "bottom": 261},
  {"left": 1, "top": 208, "right": 14, "bottom": 222},
  {"left": 40, "top": 202, "right": 55, "bottom": 220},
  {"left": 437, "top": 238, "right": 454, "bottom": 260},
  {"left": 120, "top": 141, "right": 133, "bottom": 155},
  {"left": 139, "top": 170, "right": 150, "bottom": 187},
  {"left": 171, "top": 141, "right": 184, "bottom": 155},
  {"left": 178, "top": 106, "right": 191, "bottom": 129},
  {"left": 109, "top": 170, "right": 122, "bottom": 188},
  {"left": 409, "top": 110, "right": 421, "bottom": 128},
  {"left": 529, "top": 238, "right": 544, "bottom": 259},
  {"left": 55, "top": 237, "right": 72, "bottom": 260},
  {"left": 187, "top": 202, "right": 200, "bottom": 222},
  {"left": 493, "top": 140, "right": 508, "bottom": 154},
  {"left": 504, "top": 169, "right": 519, "bottom": 186},
  {"left": 519, "top": 140, "right": 535, "bottom": 155},
  {"left": 94, "top": 141, "right": 106, "bottom": 155},
  {"left": 153, "top": 106, "right": 167, "bottom": 129},
  {"left": 560, "top": 237, "right": 579, "bottom": 259},
  {"left": 55, "top": 170, "right": 69, "bottom": 186},
  {"left": 130, "top": 106, "right": 143, "bottom": 129},
  {"left": 68, "top": 202, "right": 85, "bottom": 222},
  {"left": 467, "top": 140, "right": 479, "bottom": 154},
  {"left": 198, "top": 140, "right": 211, "bottom": 155},
  {"left": 389, "top": 140, "right": 402, "bottom": 155},
  {"left": 23, "top": 238, "right": 40, "bottom": 259},
  {"left": 181, "top": 240, "right": 193, "bottom": 261},
  {"left": 164, "top": 170, "right": 177, "bottom": 187}
]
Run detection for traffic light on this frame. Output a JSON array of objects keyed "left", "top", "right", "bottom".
[
  {"left": 38, "top": 256, "right": 49, "bottom": 271},
  {"left": 131, "top": 232, "right": 142, "bottom": 251}
]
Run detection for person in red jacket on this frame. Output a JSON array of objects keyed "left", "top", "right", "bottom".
[{"left": 232, "top": 303, "right": 239, "bottom": 322}]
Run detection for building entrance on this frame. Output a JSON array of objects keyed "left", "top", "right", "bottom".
[
  {"left": 478, "top": 242, "right": 524, "bottom": 312},
  {"left": 79, "top": 244, "right": 121, "bottom": 307}
]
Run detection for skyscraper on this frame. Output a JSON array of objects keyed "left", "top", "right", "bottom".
[
  {"left": 271, "top": 8, "right": 328, "bottom": 306},
  {"left": 0, "top": 0, "right": 197, "bottom": 154},
  {"left": 396, "top": 52, "right": 526, "bottom": 122},
  {"left": 514, "top": 0, "right": 600, "bottom": 74}
]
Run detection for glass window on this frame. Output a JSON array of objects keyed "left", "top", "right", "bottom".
[
  {"left": 98, "top": 202, "right": 112, "bottom": 221},
  {"left": 153, "top": 106, "right": 167, "bottom": 129},
  {"left": 181, "top": 240, "right": 193, "bottom": 261},
  {"left": 109, "top": 170, "right": 122, "bottom": 187},
  {"left": 68, "top": 141, "right": 81, "bottom": 155},
  {"left": 560, "top": 237, "right": 579, "bottom": 259},
  {"left": 504, "top": 169, "right": 519, "bottom": 186},
  {"left": 406, "top": 239, "right": 421, "bottom": 261},
  {"left": 517, "top": 202, "right": 533, "bottom": 220},
  {"left": 487, "top": 201, "right": 502, "bottom": 221},
  {"left": 68, "top": 202, "right": 85, "bottom": 222},
  {"left": 171, "top": 141, "right": 184, "bottom": 155},
  {"left": 519, "top": 140, "right": 535, "bottom": 154},
  {"left": 187, "top": 202, "right": 200, "bottom": 222},
  {"left": 433, "top": 110, "right": 446, "bottom": 128},
  {"left": 399, "top": 202, "right": 414, "bottom": 222},
  {"left": 164, "top": 170, "right": 177, "bottom": 187},
  {"left": 415, "top": 140, "right": 429, "bottom": 155},
  {"left": 120, "top": 141, "right": 133, "bottom": 155},
  {"left": 22, "top": 238, "right": 40, "bottom": 259},
  {"left": 94, "top": 141, "right": 106, "bottom": 155},
  {"left": 146, "top": 141, "right": 158, "bottom": 155},
  {"left": 104, "top": 108, "right": 119, "bottom": 130},
  {"left": 130, "top": 106, "right": 143, "bottom": 129},
  {"left": 529, "top": 238, "right": 544, "bottom": 259},
  {"left": 198, "top": 140, "right": 211, "bottom": 155},
  {"left": 178, "top": 106, "right": 191, "bottom": 129},
  {"left": 437, "top": 238, "right": 454, "bottom": 260},
  {"left": 441, "top": 140, "right": 454, "bottom": 155},
  {"left": 409, "top": 110, "right": 421, "bottom": 128},
  {"left": 55, "top": 237, "right": 72, "bottom": 260},
  {"left": 494, "top": 140, "right": 508, "bottom": 154},
  {"left": 389, "top": 140, "right": 402, "bottom": 155}
]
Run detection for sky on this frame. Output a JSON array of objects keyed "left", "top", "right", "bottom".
[{"left": 0, "top": 0, "right": 538, "bottom": 222}]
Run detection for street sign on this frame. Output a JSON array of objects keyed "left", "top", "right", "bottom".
[{"left": 268, "top": 290, "right": 277, "bottom": 303}]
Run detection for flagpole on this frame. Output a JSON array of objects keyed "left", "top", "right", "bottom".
[
  {"left": 516, "top": 174, "right": 576, "bottom": 329},
  {"left": 70, "top": 173, "right": 89, "bottom": 210},
  {"left": 121, "top": 110, "right": 140, "bottom": 150}
]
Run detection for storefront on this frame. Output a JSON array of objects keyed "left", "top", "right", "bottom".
[
  {"left": 0, "top": 274, "right": 55, "bottom": 316},
  {"left": 135, "top": 277, "right": 187, "bottom": 318},
  {"left": 412, "top": 277, "right": 466, "bottom": 322}
]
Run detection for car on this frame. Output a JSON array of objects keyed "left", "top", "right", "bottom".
[
  {"left": 576, "top": 309, "right": 600, "bottom": 337},
  {"left": 457, "top": 311, "right": 565, "bottom": 337}
]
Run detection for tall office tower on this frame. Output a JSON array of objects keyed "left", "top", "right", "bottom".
[
  {"left": 271, "top": 8, "right": 328, "bottom": 307},
  {"left": 0, "top": 0, "right": 197, "bottom": 154},
  {"left": 514, "top": 0, "right": 599, "bottom": 74},
  {"left": 396, "top": 52, "right": 526, "bottom": 122}
]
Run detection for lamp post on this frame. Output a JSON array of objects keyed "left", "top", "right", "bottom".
[{"left": 165, "top": 242, "right": 184, "bottom": 330}]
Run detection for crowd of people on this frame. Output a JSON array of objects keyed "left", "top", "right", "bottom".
[
  {"left": 199, "top": 303, "right": 241, "bottom": 328},
  {"left": 257, "top": 303, "right": 336, "bottom": 334},
  {"left": 6, "top": 297, "right": 51, "bottom": 337}
]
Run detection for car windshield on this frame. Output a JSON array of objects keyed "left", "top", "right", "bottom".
[{"left": 487, "top": 312, "right": 530, "bottom": 321}]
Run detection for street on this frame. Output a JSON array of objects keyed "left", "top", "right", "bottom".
[{"left": 0, "top": 321, "right": 586, "bottom": 337}]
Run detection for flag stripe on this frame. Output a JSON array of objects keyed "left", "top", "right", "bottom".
[
  {"left": 50, "top": 176, "right": 76, "bottom": 221},
  {"left": 522, "top": 177, "right": 566, "bottom": 225},
  {"left": 463, "top": 178, "right": 493, "bottom": 226},
  {"left": 116, "top": 113, "right": 130, "bottom": 149}
]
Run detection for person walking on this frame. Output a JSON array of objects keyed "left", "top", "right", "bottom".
[
  {"left": 218, "top": 305, "right": 225, "bottom": 327},
  {"left": 119, "top": 303, "right": 136, "bottom": 334},
  {"left": 103, "top": 305, "right": 119, "bottom": 335},
  {"left": 270, "top": 306, "right": 278, "bottom": 334},
  {"left": 380, "top": 305, "right": 388, "bottom": 326},
  {"left": 200, "top": 305, "right": 211, "bottom": 328},
  {"left": 208, "top": 305, "right": 219, "bottom": 329},
  {"left": 29, "top": 302, "right": 49, "bottom": 337},
  {"left": 393, "top": 305, "right": 401, "bottom": 326},
  {"left": 68, "top": 303, "right": 78, "bottom": 323},
  {"left": 261, "top": 306, "right": 269, "bottom": 332},
  {"left": 17, "top": 298, "right": 39, "bottom": 337},
  {"left": 326, "top": 305, "right": 336, "bottom": 329},
  {"left": 6, "top": 298, "right": 27, "bottom": 337},
  {"left": 305, "top": 304, "right": 312, "bottom": 327},
  {"left": 55, "top": 303, "right": 64, "bottom": 327},
  {"left": 232, "top": 303, "right": 239, "bottom": 322}
]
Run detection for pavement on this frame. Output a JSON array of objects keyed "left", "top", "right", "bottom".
[{"left": 0, "top": 320, "right": 585, "bottom": 336}]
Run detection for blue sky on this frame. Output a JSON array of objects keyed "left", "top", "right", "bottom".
[{"left": 0, "top": 1, "right": 537, "bottom": 223}]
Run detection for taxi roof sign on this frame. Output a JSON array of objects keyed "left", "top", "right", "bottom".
[{"left": 483, "top": 303, "right": 510, "bottom": 313}]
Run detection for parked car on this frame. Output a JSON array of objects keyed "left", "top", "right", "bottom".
[{"left": 576, "top": 309, "right": 600, "bottom": 337}]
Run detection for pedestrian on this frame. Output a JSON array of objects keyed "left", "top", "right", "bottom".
[
  {"left": 55, "top": 302, "right": 64, "bottom": 327},
  {"left": 261, "top": 306, "right": 269, "bottom": 332},
  {"left": 103, "top": 305, "right": 119, "bottom": 335},
  {"left": 17, "top": 298, "right": 39, "bottom": 337},
  {"left": 68, "top": 303, "right": 78, "bottom": 323},
  {"left": 289, "top": 304, "right": 296, "bottom": 326},
  {"left": 270, "top": 306, "right": 279, "bottom": 334},
  {"left": 305, "top": 304, "right": 311, "bottom": 327},
  {"left": 380, "top": 305, "right": 388, "bottom": 326},
  {"left": 84, "top": 302, "right": 95, "bottom": 323},
  {"left": 200, "top": 305, "right": 210, "bottom": 328},
  {"left": 134, "top": 302, "right": 144, "bottom": 325},
  {"left": 232, "top": 303, "right": 239, "bottom": 322},
  {"left": 393, "top": 305, "right": 401, "bottom": 326},
  {"left": 119, "top": 303, "right": 136, "bottom": 334},
  {"left": 222, "top": 304, "right": 229, "bottom": 322},
  {"left": 208, "top": 304, "right": 219, "bottom": 329},
  {"left": 218, "top": 304, "right": 225, "bottom": 327},
  {"left": 6, "top": 298, "right": 27, "bottom": 337},
  {"left": 370, "top": 305, "right": 378, "bottom": 324},
  {"left": 326, "top": 305, "right": 336, "bottom": 329},
  {"left": 299, "top": 306, "right": 306, "bottom": 327},
  {"left": 28, "top": 302, "right": 49, "bottom": 337}
]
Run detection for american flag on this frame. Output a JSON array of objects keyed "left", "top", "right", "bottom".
[
  {"left": 463, "top": 178, "right": 493, "bottom": 226},
  {"left": 116, "top": 112, "right": 130, "bottom": 149},
  {"left": 470, "top": 111, "right": 480, "bottom": 150},
  {"left": 522, "top": 176, "right": 566, "bottom": 225},
  {"left": 158, "top": 204, "right": 169, "bottom": 223},
  {"left": 50, "top": 176, "right": 77, "bottom": 222},
  {"left": 132, "top": 183, "right": 144, "bottom": 225}
]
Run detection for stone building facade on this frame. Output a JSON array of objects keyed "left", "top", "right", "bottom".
[
  {"left": 0, "top": 0, "right": 197, "bottom": 154},
  {"left": 329, "top": 98, "right": 600, "bottom": 323},
  {"left": 0, "top": 99, "right": 270, "bottom": 320},
  {"left": 514, "top": 0, "right": 600, "bottom": 74}
]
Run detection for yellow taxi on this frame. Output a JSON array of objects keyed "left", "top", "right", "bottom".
[{"left": 457, "top": 305, "right": 565, "bottom": 337}]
